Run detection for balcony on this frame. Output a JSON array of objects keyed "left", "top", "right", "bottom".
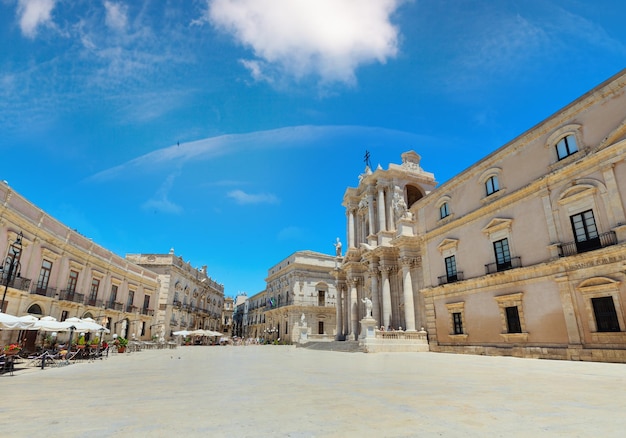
[
  {"left": 125, "top": 305, "right": 138, "bottom": 313},
  {"left": 3, "top": 276, "right": 32, "bottom": 292},
  {"left": 141, "top": 307, "right": 154, "bottom": 316},
  {"left": 558, "top": 231, "right": 617, "bottom": 257},
  {"left": 437, "top": 272, "right": 464, "bottom": 286},
  {"left": 31, "top": 285, "right": 56, "bottom": 297},
  {"left": 59, "top": 289, "right": 85, "bottom": 303},
  {"left": 485, "top": 257, "right": 522, "bottom": 275},
  {"left": 84, "top": 297, "right": 103, "bottom": 308},
  {"left": 106, "top": 301, "right": 123, "bottom": 311}
]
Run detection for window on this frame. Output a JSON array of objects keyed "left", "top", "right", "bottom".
[
  {"left": 143, "top": 295, "right": 151, "bottom": 311},
  {"left": 89, "top": 278, "right": 100, "bottom": 301},
  {"left": 556, "top": 135, "right": 578, "bottom": 160},
  {"left": 319, "top": 321, "right": 324, "bottom": 335},
  {"left": 452, "top": 312, "right": 463, "bottom": 335},
  {"left": 36, "top": 260, "right": 53, "bottom": 292},
  {"left": 592, "top": 297, "right": 620, "bottom": 332},
  {"left": 318, "top": 291, "right": 325, "bottom": 306},
  {"left": 445, "top": 255, "right": 458, "bottom": 282},
  {"left": 109, "top": 285, "right": 118, "bottom": 306},
  {"left": 439, "top": 202, "right": 450, "bottom": 219},
  {"left": 493, "top": 238, "right": 511, "bottom": 271},
  {"left": 67, "top": 270, "right": 79, "bottom": 294},
  {"left": 127, "top": 290, "right": 135, "bottom": 312},
  {"left": 485, "top": 175, "right": 499, "bottom": 196},
  {"left": 505, "top": 306, "right": 522, "bottom": 333},
  {"left": 494, "top": 292, "right": 527, "bottom": 341},
  {"left": 570, "top": 210, "right": 600, "bottom": 253},
  {"left": 60, "top": 310, "right": 68, "bottom": 321}
]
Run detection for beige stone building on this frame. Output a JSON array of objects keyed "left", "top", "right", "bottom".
[
  {"left": 222, "top": 296, "right": 234, "bottom": 337},
  {"left": 0, "top": 183, "right": 158, "bottom": 350},
  {"left": 126, "top": 252, "right": 225, "bottom": 339},
  {"left": 262, "top": 251, "right": 339, "bottom": 343},
  {"left": 337, "top": 69, "right": 626, "bottom": 362}
]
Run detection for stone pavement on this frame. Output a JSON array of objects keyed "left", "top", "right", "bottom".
[{"left": 1, "top": 346, "right": 625, "bottom": 437}]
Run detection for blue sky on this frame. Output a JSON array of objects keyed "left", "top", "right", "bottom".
[{"left": 1, "top": 0, "right": 625, "bottom": 297}]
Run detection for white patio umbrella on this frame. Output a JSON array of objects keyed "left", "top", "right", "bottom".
[
  {"left": 172, "top": 330, "right": 192, "bottom": 336},
  {"left": 0, "top": 311, "right": 35, "bottom": 330},
  {"left": 64, "top": 317, "right": 110, "bottom": 333}
]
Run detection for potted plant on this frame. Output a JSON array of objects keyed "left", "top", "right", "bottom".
[
  {"left": 90, "top": 337, "right": 100, "bottom": 347},
  {"left": 3, "top": 343, "right": 21, "bottom": 356},
  {"left": 115, "top": 337, "right": 128, "bottom": 353},
  {"left": 76, "top": 334, "right": 86, "bottom": 349}
]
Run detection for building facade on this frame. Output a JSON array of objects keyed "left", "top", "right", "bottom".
[
  {"left": 263, "top": 251, "right": 339, "bottom": 343},
  {"left": 126, "top": 251, "right": 225, "bottom": 339},
  {"left": 337, "top": 69, "right": 626, "bottom": 362},
  {"left": 0, "top": 183, "right": 159, "bottom": 350}
]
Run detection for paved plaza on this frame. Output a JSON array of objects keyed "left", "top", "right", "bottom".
[{"left": 1, "top": 346, "right": 625, "bottom": 437}]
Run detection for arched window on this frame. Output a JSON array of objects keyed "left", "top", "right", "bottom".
[
  {"left": 440, "top": 202, "right": 450, "bottom": 219},
  {"left": 556, "top": 135, "right": 578, "bottom": 160},
  {"left": 27, "top": 304, "right": 43, "bottom": 315},
  {"left": 485, "top": 175, "right": 499, "bottom": 196}
]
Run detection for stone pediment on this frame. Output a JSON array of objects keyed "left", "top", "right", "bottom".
[
  {"left": 481, "top": 218, "right": 512, "bottom": 235},
  {"left": 437, "top": 238, "right": 459, "bottom": 253},
  {"left": 577, "top": 276, "right": 620, "bottom": 292},
  {"left": 558, "top": 184, "right": 596, "bottom": 205}
]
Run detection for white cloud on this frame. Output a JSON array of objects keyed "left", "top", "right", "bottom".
[
  {"left": 141, "top": 173, "right": 183, "bottom": 214},
  {"left": 227, "top": 189, "right": 279, "bottom": 205},
  {"left": 16, "top": 0, "right": 56, "bottom": 38},
  {"left": 104, "top": 1, "right": 129, "bottom": 31},
  {"left": 87, "top": 125, "right": 427, "bottom": 182},
  {"left": 207, "top": 0, "right": 401, "bottom": 84}
]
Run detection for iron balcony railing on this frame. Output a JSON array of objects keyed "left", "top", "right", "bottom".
[
  {"left": 5, "top": 276, "right": 32, "bottom": 292},
  {"left": 106, "top": 301, "right": 123, "bottom": 311},
  {"left": 32, "top": 284, "right": 56, "bottom": 297},
  {"left": 485, "top": 256, "right": 522, "bottom": 275},
  {"left": 85, "top": 297, "right": 103, "bottom": 307},
  {"left": 59, "top": 289, "right": 85, "bottom": 303},
  {"left": 558, "top": 231, "right": 617, "bottom": 257},
  {"left": 141, "top": 307, "right": 154, "bottom": 316},
  {"left": 437, "top": 272, "right": 464, "bottom": 285}
]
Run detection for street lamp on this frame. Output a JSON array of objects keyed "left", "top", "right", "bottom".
[
  {"left": 264, "top": 326, "right": 278, "bottom": 343},
  {"left": 1, "top": 231, "right": 23, "bottom": 312}
]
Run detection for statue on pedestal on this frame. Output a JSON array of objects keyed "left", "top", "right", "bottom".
[
  {"left": 334, "top": 237, "right": 342, "bottom": 257},
  {"left": 361, "top": 297, "right": 373, "bottom": 318}
]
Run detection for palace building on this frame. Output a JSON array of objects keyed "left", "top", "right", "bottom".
[{"left": 335, "top": 69, "right": 626, "bottom": 362}]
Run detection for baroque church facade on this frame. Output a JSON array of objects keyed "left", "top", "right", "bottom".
[{"left": 335, "top": 69, "right": 626, "bottom": 362}]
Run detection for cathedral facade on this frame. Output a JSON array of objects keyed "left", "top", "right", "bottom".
[{"left": 336, "top": 69, "right": 626, "bottom": 362}]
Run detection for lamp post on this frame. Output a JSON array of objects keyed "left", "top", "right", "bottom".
[
  {"left": 264, "top": 326, "right": 277, "bottom": 343},
  {"left": 0, "top": 231, "right": 23, "bottom": 313}
]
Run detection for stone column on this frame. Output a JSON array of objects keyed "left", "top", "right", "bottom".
[
  {"left": 349, "top": 278, "right": 359, "bottom": 340},
  {"left": 335, "top": 282, "right": 343, "bottom": 340},
  {"left": 369, "top": 261, "right": 381, "bottom": 324},
  {"left": 387, "top": 189, "right": 395, "bottom": 230},
  {"left": 348, "top": 209, "right": 355, "bottom": 248},
  {"left": 377, "top": 183, "right": 387, "bottom": 232},
  {"left": 367, "top": 187, "right": 376, "bottom": 235},
  {"left": 602, "top": 164, "right": 626, "bottom": 226},
  {"left": 380, "top": 265, "right": 392, "bottom": 329},
  {"left": 554, "top": 275, "right": 582, "bottom": 345},
  {"left": 400, "top": 257, "right": 417, "bottom": 332}
]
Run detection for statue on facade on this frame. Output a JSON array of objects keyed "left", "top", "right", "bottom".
[
  {"left": 301, "top": 313, "right": 306, "bottom": 324},
  {"left": 334, "top": 237, "right": 342, "bottom": 257},
  {"left": 361, "top": 297, "right": 373, "bottom": 318},
  {"left": 121, "top": 320, "right": 127, "bottom": 338},
  {"left": 393, "top": 190, "right": 407, "bottom": 221}
]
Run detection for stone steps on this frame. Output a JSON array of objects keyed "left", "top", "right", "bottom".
[{"left": 297, "top": 340, "right": 365, "bottom": 353}]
